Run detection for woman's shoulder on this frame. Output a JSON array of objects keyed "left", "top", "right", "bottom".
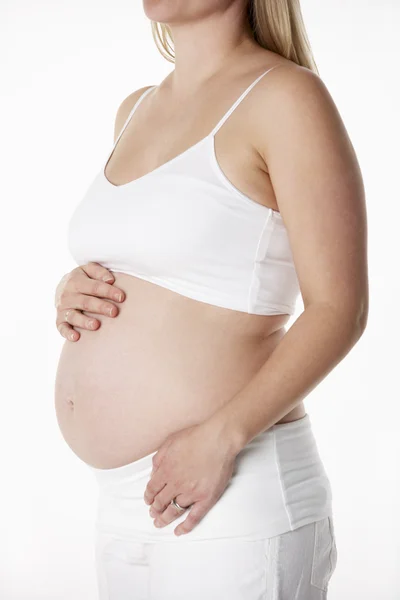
[{"left": 112, "top": 85, "right": 155, "bottom": 143}]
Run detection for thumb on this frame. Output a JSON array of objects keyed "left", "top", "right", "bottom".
[{"left": 151, "top": 436, "right": 174, "bottom": 474}]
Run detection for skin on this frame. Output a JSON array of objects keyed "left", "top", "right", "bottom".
[
  {"left": 55, "top": 263, "right": 126, "bottom": 341},
  {"left": 55, "top": 0, "right": 368, "bottom": 537}
]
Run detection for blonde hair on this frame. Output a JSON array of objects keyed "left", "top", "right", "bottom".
[{"left": 151, "top": 0, "right": 319, "bottom": 75}]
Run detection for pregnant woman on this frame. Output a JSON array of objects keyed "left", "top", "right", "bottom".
[{"left": 54, "top": 1, "right": 368, "bottom": 598}]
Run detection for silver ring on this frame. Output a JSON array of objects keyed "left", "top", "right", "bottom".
[{"left": 171, "top": 497, "right": 187, "bottom": 512}]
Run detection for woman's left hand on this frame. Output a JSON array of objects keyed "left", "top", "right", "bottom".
[{"left": 143, "top": 418, "right": 241, "bottom": 536}]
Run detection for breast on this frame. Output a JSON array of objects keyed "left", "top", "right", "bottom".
[{"left": 68, "top": 159, "right": 300, "bottom": 316}]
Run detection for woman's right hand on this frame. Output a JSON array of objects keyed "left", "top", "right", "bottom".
[{"left": 55, "top": 262, "right": 125, "bottom": 342}]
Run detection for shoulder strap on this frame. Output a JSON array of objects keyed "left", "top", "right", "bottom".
[
  {"left": 107, "top": 85, "right": 157, "bottom": 157},
  {"left": 210, "top": 65, "right": 280, "bottom": 137}
]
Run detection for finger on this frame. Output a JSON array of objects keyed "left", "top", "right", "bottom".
[
  {"left": 144, "top": 475, "right": 168, "bottom": 506},
  {"left": 57, "top": 321, "right": 80, "bottom": 342},
  {"left": 76, "top": 277, "right": 125, "bottom": 303},
  {"left": 80, "top": 262, "right": 115, "bottom": 284},
  {"left": 151, "top": 483, "right": 180, "bottom": 514},
  {"left": 151, "top": 495, "right": 191, "bottom": 528},
  {"left": 67, "top": 293, "right": 120, "bottom": 318},
  {"left": 150, "top": 442, "right": 171, "bottom": 475},
  {"left": 57, "top": 308, "right": 99, "bottom": 332},
  {"left": 174, "top": 500, "right": 210, "bottom": 536},
  {"left": 55, "top": 270, "right": 124, "bottom": 315}
]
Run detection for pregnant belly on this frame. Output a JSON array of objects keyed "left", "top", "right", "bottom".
[{"left": 54, "top": 273, "right": 289, "bottom": 469}]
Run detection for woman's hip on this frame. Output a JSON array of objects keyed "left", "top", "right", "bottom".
[{"left": 88, "top": 413, "right": 334, "bottom": 543}]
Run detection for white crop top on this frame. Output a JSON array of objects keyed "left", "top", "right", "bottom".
[{"left": 68, "top": 66, "right": 301, "bottom": 316}]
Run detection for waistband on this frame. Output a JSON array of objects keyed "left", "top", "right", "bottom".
[
  {"left": 88, "top": 413, "right": 333, "bottom": 542},
  {"left": 89, "top": 413, "right": 311, "bottom": 486}
]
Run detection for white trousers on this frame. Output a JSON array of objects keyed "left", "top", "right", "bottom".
[{"left": 94, "top": 515, "right": 337, "bottom": 599}]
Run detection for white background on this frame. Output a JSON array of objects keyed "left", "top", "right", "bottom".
[{"left": 1, "top": 0, "right": 399, "bottom": 598}]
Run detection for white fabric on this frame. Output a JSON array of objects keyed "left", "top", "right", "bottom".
[
  {"left": 89, "top": 414, "right": 336, "bottom": 598},
  {"left": 93, "top": 516, "right": 337, "bottom": 600},
  {"left": 95, "top": 517, "right": 337, "bottom": 600},
  {"left": 68, "top": 67, "right": 301, "bottom": 316}
]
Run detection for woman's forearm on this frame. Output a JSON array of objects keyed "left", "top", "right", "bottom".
[{"left": 207, "top": 302, "right": 367, "bottom": 454}]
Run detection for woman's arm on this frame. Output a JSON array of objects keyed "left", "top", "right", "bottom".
[
  {"left": 207, "top": 65, "right": 369, "bottom": 452},
  {"left": 144, "top": 66, "right": 368, "bottom": 536}
]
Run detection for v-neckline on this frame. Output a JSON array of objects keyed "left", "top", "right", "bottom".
[
  {"left": 102, "top": 133, "right": 213, "bottom": 189},
  {"left": 101, "top": 66, "right": 279, "bottom": 190}
]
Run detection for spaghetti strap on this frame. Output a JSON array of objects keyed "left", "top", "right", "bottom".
[
  {"left": 210, "top": 65, "right": 280, "bottom": 137},
  {"left": 104, "top": 85, "right": 157, "bottom": 167}
]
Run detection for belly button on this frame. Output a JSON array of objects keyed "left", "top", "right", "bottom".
[{"left": 65, "top": 395, "right": 75, "bottom": 408}]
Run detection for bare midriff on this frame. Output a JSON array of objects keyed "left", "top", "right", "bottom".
[{"left": 54, "top": 271, "right": 306, "bottom": 469}]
